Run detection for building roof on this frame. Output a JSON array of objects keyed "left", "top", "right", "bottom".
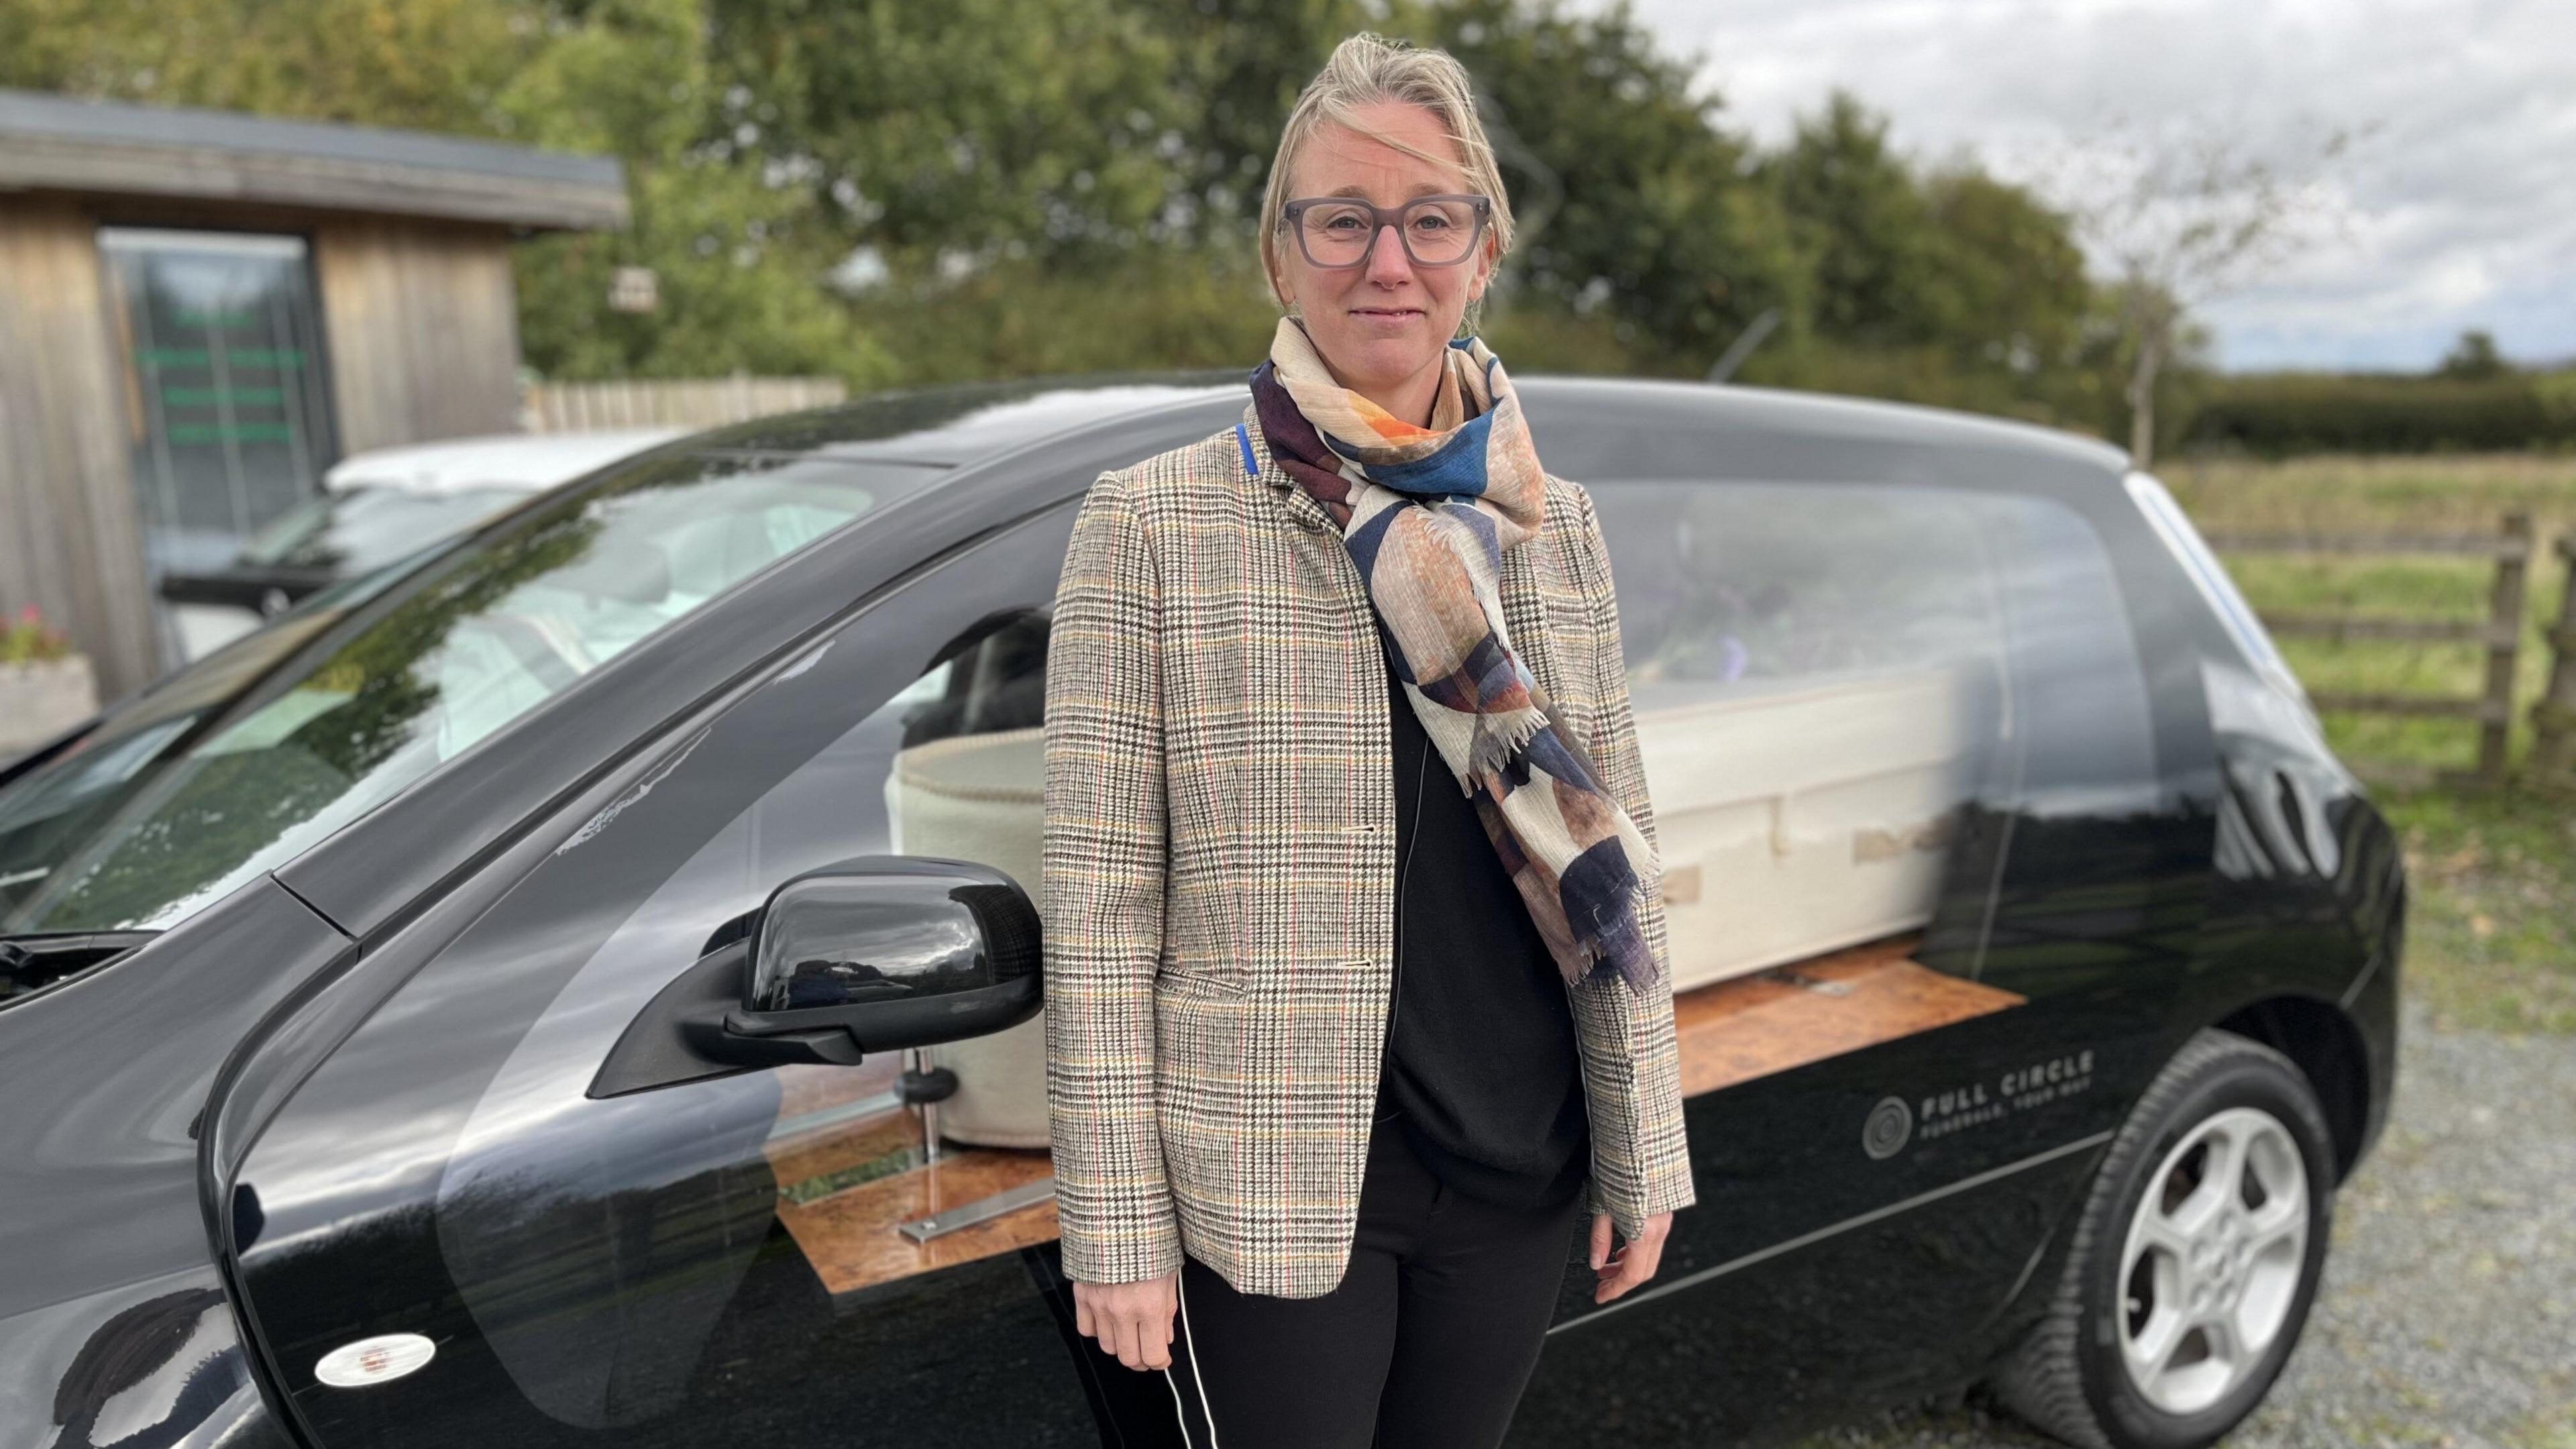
[{"left": 0, "top": 88, "right": 627, "bottom": 230}]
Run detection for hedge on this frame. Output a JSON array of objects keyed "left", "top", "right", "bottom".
[{"left": 2182, "top": 372, "right": 2576, "bottom": 455}]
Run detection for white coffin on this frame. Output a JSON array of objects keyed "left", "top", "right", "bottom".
[
  {"left": 1631, "top": 657, "right": 2002, "bottom": 991},
  {"left": 885, "top": 656, "right": 2003, "bottom": 1146},
  {"left": 884, "top": 726, "right": 1055, "bottom": 1148}
]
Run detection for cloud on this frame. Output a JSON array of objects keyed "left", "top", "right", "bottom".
[{"left": 1579, "top": 0, "right": 2576, "bottom": 370}]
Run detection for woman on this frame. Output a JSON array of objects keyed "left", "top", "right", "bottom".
[{"left": 1040, "top": 31, "right": 1694, "bottom": 1448}]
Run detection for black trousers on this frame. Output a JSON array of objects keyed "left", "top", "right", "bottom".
[{"left": 1159, "top": 1099, "right": 1587, "bottom": 1448}]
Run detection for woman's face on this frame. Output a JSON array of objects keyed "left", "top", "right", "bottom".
[{"left": 1272, "top": 100, "right": 1495, "bottom": 413}]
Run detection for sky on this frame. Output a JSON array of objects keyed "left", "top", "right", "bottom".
[{"left": 1575, "top": 0, "right": 2576, "bottom": 373}]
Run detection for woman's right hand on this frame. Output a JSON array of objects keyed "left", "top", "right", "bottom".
[{"left": 1071, "top": 1270, "right": 1181, "bottom": 1371}]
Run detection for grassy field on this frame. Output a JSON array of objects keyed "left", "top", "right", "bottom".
[{"left": 2159, "top": 451, "right": 2576, "bottom": 1034}]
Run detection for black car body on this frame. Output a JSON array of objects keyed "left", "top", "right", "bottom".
[{"left": 0, "top": 372, "right": 2401, "bottom": 1449}]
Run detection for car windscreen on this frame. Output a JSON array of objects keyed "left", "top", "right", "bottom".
[
  {"left": 0, "top": 451, "right": 941, "bottom": 935},
  {"left": 238, "top": 484, "right": 539, "bottom": 574}
]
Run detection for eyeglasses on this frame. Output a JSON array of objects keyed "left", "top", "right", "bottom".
[{"left": 1279, "top": 194, "right": 1491, "bottom": 270}]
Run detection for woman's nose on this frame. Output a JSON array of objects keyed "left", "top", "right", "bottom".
[{"left": 1364, "top": 223, "right": 1414, "bottom": 282}]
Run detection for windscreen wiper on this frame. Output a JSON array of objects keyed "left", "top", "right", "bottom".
[{"left": 0, "top": 930, "right": 162, "bottom": 1004}]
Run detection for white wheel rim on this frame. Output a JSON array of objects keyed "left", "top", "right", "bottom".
[{"left": 2115, "top": 1105, "right": 2310, "bottom": 1417}]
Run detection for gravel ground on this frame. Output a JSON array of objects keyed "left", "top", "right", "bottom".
[{"left": 1796, "top": 998, "right": 2576, "bottom": 1449}]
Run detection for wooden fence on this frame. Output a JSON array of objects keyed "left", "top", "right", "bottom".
[
  {"left": 521, "top": 374, "right": 848, "bottom": 433},
  {"left": 2202, "top": 511, "right": 2532, "bottom": 789},
  {"left": 2534, "top": 532, "right": 2576, "bottom": 796}
]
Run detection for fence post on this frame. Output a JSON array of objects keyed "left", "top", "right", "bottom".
[
  {"left": 2473, "top": 510, "right": 2532, "bottom": 784},
  {"left": 2533, "top": 530, "right": 2576, "bottom": 794}
]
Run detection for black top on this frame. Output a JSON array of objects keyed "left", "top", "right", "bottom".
[{"left": 1374, "top": 641, "right": 1592, "bottom": 1211}]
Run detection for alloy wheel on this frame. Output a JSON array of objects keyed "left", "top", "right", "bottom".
[{"left": 2114, "top": 1106, "right": 2310, "bottom": 1415}]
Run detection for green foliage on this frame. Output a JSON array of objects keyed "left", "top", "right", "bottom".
[
  {"left": 2185, "top": 373, "right": 2576, "bottom": 455},
  {"left": 1123, "top": 0, "right": 1380, "bottom": 246},
  {"left": 7, "top": 0, "right": 2135, "bottom": 441},
  {"left": 514, "top": 162, "right": 896, "bottom": 384},
  {"left": 0, "top": 0, "right": 541, "bottom": 131},
  {"left": 1920, "top": 166, "right": 2094, "bottom": 372},
  {"left": 705, "top": 0, "right": 1201, "bottom": 267},
  {"left": 1750, "top": 92, "right": 2122, "bottom": 435},
  {"left": 1769, "top": 92, "right": 1939, "bottom": 347},
  {"left": 491, "top": 0, "right": 896, "bottom": 382},
  {"left": 844, "top": 247, "right": 1277, "bottom": 385},
  {"left": 1394, "top": 0, "right": 1802, "bottom": 365},
  {"left": 2435, "top": 328, "right": 2512, "bottom": 382}
]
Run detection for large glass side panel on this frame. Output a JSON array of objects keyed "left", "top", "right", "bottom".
[
  {"left": 1585, "top": 480, "right": 2027, "bottom": 989},
  {"left": 1, "top": 453, "right": 932, "bottom": 936}
]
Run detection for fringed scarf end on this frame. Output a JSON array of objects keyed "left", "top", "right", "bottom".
[{"left": 1464, "top": 704, "right": 1550, "bottom": 784}]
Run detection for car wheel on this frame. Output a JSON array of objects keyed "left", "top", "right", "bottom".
[{"left": 1989, "top": 1028, "right": 2337, "bottom": 1449}]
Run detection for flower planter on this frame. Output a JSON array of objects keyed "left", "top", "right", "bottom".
[{"left": 0, "top": 654, "right": 99, "bottom": 756}]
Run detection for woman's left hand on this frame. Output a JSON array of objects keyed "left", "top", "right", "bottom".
[{"left": 1589, "top": 1211, "right": 1672, "bottom": 1304}]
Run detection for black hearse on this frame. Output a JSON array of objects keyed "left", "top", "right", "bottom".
[{"left": 0, "top": 372, "right": 2401, "bottom": 1449}]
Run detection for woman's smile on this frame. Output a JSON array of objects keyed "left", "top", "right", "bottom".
[{"left": 1352, "top": 304, "right": 1424, "bottom": 325}]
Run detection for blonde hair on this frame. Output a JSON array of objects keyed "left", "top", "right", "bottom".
[{"left": 1260, "top": 32, "right": 1515, "bottom": 336}]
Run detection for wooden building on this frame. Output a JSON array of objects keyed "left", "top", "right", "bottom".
[{"left": 0, "top": 89, "right": 627, "bottom": 698}]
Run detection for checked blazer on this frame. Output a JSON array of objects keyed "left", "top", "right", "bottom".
[{"left": 1040, "top": 398, "right": 1696, "bottom": 1299}]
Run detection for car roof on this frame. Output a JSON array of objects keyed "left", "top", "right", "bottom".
[
  {"left": 241, "top": 365, "right": 2128, "bottom": 937},
  {"left": 673, "top": 366, "right": 2129, "bottom": 477},
  {"left": 322, "top": 428, "right": 691, "bottom": 494},
  {"left": 1516, "top": 374, "right": 2131, "bottom": 474},
  {"left": 684, "top": 370, "right": 1249, "bottom": 466}
]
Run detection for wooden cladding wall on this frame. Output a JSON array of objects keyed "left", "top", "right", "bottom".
[
  {"left": 0, "top": 200, "right": 530, "bottom": 699},
  {"left": 313, "top": 218, "right": 521, "bottom": 454},
  {"left": 0, "top": 197, "right": 159, "bottom": 699},
  {"left": 523, "top": 375, "right": 850, "bottom": 433}
]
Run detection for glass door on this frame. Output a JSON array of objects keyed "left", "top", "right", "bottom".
[{"left": 99, "top": 227, "right": 339, "bottom": 663}]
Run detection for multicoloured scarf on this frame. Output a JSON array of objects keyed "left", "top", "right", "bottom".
[{"left": 1248, "top": 316, "right": 1661, "bottom": 991}]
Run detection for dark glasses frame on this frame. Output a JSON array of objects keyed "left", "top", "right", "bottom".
[{"left": 1278, "top": 194, "right": 1493, "bottom": 270}]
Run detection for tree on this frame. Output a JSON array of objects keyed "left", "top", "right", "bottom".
[
  {"left": 702, "top": 0, "right": 1203, "bottom": 274},
  {"left": 0, "top": 0, "right": 541, "bottom": 130},
  {"left": 1769, "top": 91, "right": 1941, "bottom": 346},
  {"left": 1730, "top": 93, "right": 2102, "bottom": 427},
  {"left": 1120, "top": 0, "right": 1381, "bottom": 247},
  {"left": 2435, "top": 329, "right": 2510, "bottom": 381},
  {"left": 2036, "top": 116, "right": 2355, "bottom": 466},
  {"left": 495, "top": 0, "right": 896, "bottom": 382},
  {"left": 1921, "top": 166, "right": 2092, "bottom": 376},
  {"left": 1397, "top": 0, "right": 1803, "bottom": 368}
]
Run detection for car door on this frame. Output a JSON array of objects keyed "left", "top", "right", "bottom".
[
  {"left": 219, "top": 496, "right": 1193, "bottom": 1449},
  {"left": 1505, "top": 462, "right": 2213, "bottom": 1445}
]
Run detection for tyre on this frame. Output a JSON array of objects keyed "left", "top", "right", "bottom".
[{"left": 1989, "top": 1028, "right": 2337, "bottom": 1449}]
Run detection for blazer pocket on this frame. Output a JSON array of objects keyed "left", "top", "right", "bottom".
[
  {"left": 1159, "top": 888, "right": 1248, "bottom": 996},
  {"left": 1163, "top": 757, "right": 1249, "bottom": 996}
]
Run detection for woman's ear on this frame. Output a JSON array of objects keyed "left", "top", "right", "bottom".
[{"left": 1265, "top": 246, "right": 1294, "bottom": 313}]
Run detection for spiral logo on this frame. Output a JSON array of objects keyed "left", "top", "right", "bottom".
[{"left": 1862, "top": 1097, "right": 1913, "bottom": 1160}]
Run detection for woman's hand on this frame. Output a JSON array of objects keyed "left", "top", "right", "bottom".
[
  {"left": 1072, "top": 1270, "right": 1181, "bottom": 1370},
  {"left": 1589, "top": 1210, "right": 1672, "bottom": 1304}
]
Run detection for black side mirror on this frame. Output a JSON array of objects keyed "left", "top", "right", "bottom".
[{"left": 588, "top": 855, "right": 1042, "bottom": 1099}]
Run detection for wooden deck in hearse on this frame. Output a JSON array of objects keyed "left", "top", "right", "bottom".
[{"left": 767, "top": 928, "right": 2025, "bottom": 1298}]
